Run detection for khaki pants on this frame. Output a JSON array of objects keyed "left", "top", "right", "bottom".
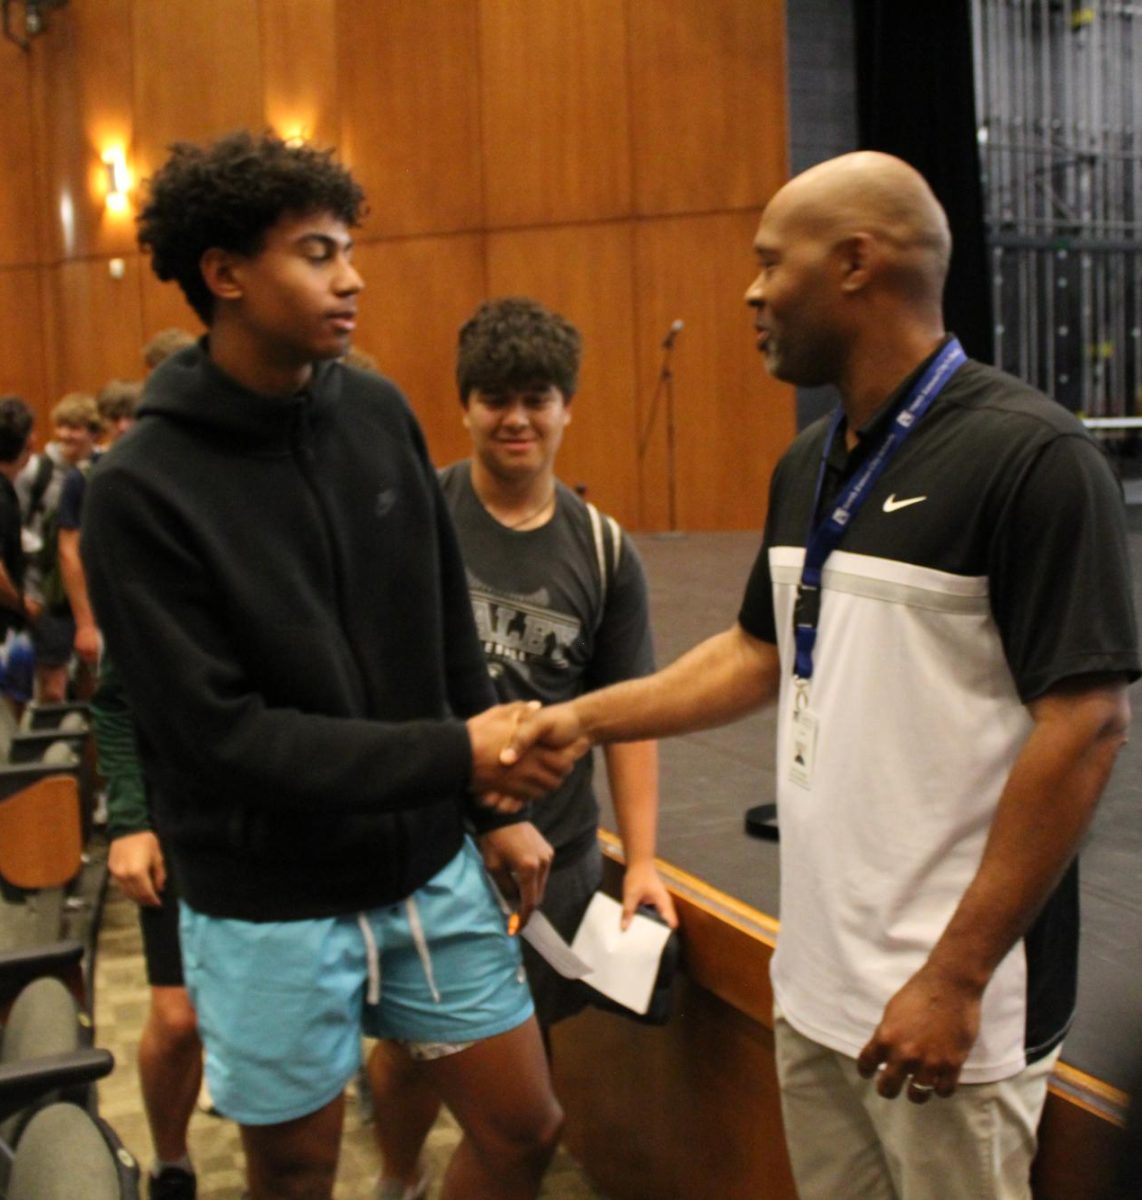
[{"left": 774, "top": 1009, "right": 1059, "bottom": 1200}]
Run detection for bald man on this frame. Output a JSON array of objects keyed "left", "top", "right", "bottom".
[{"left": 504, "top": 153, "right": 1139, "bottom": 1199}]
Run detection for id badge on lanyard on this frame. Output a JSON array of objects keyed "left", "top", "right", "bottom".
[
  {"left": 788, "top": 682, "right": 819, "bottom": 790},
  {"left": 786, "top": 338, "right": 966, "bottom": 789}
]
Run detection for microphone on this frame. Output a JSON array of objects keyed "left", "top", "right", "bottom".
[{"left": 661, "top": 319, "right": 684, "bottom": 349}]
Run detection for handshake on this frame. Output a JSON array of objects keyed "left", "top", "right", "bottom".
[{"left": 467, "top": 700, "right": 587, "bottom": 811}]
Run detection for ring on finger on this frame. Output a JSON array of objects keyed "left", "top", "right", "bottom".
[{"left": 909, "top": 1081, "right": 935, "bottom": 1093}]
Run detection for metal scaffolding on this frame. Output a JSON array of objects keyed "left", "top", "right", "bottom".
[{"left": 971, "top": 0, "right": 1142, "bottom": 419}]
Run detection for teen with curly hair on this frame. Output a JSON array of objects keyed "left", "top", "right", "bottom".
[{"left": 82, "top": 131, "right": 580, "bottom": 1200}]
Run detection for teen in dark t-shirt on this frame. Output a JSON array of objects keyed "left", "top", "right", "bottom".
[{"left": 368, "top": 298, "right": 676, "bottom": 1199}]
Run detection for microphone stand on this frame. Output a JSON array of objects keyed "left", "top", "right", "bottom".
[{"left": 638, "top": 335, "right": 681, "bottom": 534}]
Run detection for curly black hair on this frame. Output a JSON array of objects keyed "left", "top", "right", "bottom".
[
  {"left": 456, "top": 297, "right": 581, "bottom": 403},
  {"left": 0, "top": 395, "right": 33, "bottom": 465},
  {"left": 137, "top": 131, "right": 366, "bottom": 325}
]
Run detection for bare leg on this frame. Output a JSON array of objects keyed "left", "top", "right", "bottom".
[
  {"left": 366, "top": 1040, "right": 440, "bottom": 1191},
  {"left": 138, "top": 986, "right": 202, "bottom": 1163},
  {"left": 426, "top": 1017, "right": 562, "bottom": 1200},
  {"left": 240, "top": 1092, "right": 344, "bottom": 1200},
  {"left": 72, "top": 656, "right": 96, "bottom": 700},
  {"left": 35, "top": 663, "right": 68, "bottom": 703}
]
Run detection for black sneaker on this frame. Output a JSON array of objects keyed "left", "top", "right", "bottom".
[{"left": 150, "top": 1166, "right": 197, "bottom": 1200}]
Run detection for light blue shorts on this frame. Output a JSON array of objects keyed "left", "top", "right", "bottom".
[{"left": 179, "top": 837, "right": 533, "bottom": 1126}]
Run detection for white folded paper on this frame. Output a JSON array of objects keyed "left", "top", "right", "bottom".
[
  {"left": 570, "top": 893, "right": 672, "bottom": 1015},
  {"left": 519, "top": 910, "right": 593, "bottom": 980},
  {"left": 521, "top": 891, "right": 673, "bottom": 1015}
]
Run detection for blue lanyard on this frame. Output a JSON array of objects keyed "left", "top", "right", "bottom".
[{"left": 793, "top": 337, "right": 966, "bottom": 683}]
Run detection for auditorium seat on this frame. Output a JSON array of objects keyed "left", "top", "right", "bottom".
[
  {"left": 4, "top": 701, "right": 97, "bottom": 837},
  {"left": 0, "top": 761, "right": 83, "bottom": 954},
  {"left": 0, "top": 700, "right": 87, "bottom": 764},
  {"left": 0, "top": 975, "right": 116, "bottom": 1190},
  {"left": 5, "top": 1102, "right": 138, "bottom": 1199},
  {"left": 0, "top": 694, "right": 110, "bottom": 1021}
]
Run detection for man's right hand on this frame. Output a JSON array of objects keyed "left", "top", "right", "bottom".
[
  {"left": 467, "top": 701, "right": 587, "bottom": 801},
  {"left": 108, "top": 830, "right": 166, "bottom": 907},
  {"left": 498, "top": 700, "right": 585, "bottom": 765}
]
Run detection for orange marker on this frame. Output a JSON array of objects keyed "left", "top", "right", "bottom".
[{"left": 507, "top": 912, "right": 521, "bottom": 936}]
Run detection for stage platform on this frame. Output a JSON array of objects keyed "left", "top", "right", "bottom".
[{"left": 596, "top": 525, "right": 1142, "bottom": 1092}]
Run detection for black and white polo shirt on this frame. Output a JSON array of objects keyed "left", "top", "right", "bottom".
[{"left": 739, "top": 355, "right": 1139, "bottom": 1081}]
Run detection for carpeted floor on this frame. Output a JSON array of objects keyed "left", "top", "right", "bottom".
[{"left": 93, "top": 884, "right": 607, "bottom": 1200}]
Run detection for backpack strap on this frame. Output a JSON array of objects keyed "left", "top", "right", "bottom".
[
  {"left": 586, "top": 500, "right": 624, "bottom": 624},
  {"left": 23, "top": 453, "right": 54, "bottom": 527}
]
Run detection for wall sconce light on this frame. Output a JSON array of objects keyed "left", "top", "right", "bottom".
[
  {"left": 102, "top": 148, "right": 131, "bottom": 214},
  {"left": 280, "top": 123, "right": 311, "bottom": 147},
  {"left": 2, "top": 0, "right": 68, "bottom": 51}
]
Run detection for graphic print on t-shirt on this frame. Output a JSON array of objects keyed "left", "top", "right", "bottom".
[{"left": 467, "top": 569, "right": 581, "bottom": 687}]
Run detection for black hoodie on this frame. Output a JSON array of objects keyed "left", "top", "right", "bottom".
[{"left": 82, "top": 343, "right": 496, "bottom": 920}]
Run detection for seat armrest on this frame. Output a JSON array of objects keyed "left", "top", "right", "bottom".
[
  {"left": 0, "top": 1048, "right": 114, "bottom": 1124},
  {"left": 0, "top": 941, "right": 85, "bottom": 1011},
  {"left": 19, "top": 703, "right": 90, "bottom": 732},
  {"left": 0, "top": 941, "right": 84, "bottom": 995},
  {"left": 0, "top": 762, "right": 80, "bottom": 800},
  {"left": 7, "top": 733, "right": 85, "bottom": 764}
]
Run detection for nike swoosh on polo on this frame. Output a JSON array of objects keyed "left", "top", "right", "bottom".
[{"left": 882, "top": 494, "right": 928, "bottom": 513}]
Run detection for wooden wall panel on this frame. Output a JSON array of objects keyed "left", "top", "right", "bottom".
[
  {"left": 628, "top": 0, "right": 788, "bottom": 216},
  {"left": 49, "top": 259, "right": 145, "bottom": 397},
  {"left": 37, "top": 258, "right": 61, "bottom": 413},
  {"left": 0, "top": 269, "right": 49, "bottom": 415},
  {"left": 32, "top": 0, "right": 135, "bottom": 263},
  {"left": 338, "top": 2, "right": 483, "bottom": 239},
  {"left": 1033, "top": 1085, "right": 1124, "bottom": 1200},
  {"left": 634, "top": 212, "right": 795, "bottom": 531},
  {"left": 486, "top": 222, "right": 640, "bottom": 526},
  {"left": 349, "top": 233, "right": 487, "bottom": 468},
  {"left": 131, "top": 0, "right": 264, "bottom": 186},
  {"left": 5, "top": 0, "right": 792, "bottom": 532},
  {"left": 139, "top": 266, "right": 204, "bottom": 351},
  {"left": 551, "top": 849, "right": 794, "bottom": 1200},
  {"left": 479, "top": 0, "right": 631, "bottom": 228},
  {"left": 0, "top": 43, "right": 43, "bottom": 267},
  {"left": 260, "top": 0, "right": 339, "bottom": 148},
  {"left": 555, "top": 982, "right": 795, "bottom": 1200}
]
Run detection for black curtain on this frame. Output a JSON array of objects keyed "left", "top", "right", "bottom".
[{"left": 854, "top": 0, "right": 992, "bottom": 362}]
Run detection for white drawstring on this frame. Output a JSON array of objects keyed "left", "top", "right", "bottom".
[
  {"left": 404, "top": 897, "right": 442, "bottom": 1004},
  {"left": 357, "top": 913, "right": 381, "bottom": 1006},
  {"left": 484, "top": 872, "right": 527, "bottom": 984}
]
